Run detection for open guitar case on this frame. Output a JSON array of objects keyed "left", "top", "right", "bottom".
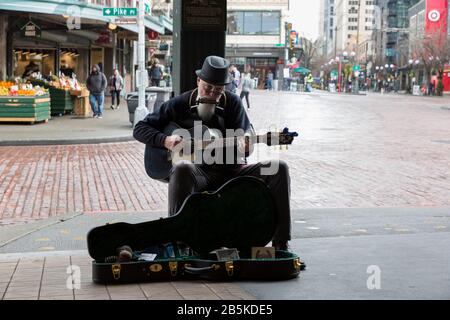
[{"left": 88, "top": 176, "right": 305, "bottom": 284}]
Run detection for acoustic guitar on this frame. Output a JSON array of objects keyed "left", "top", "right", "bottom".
[{"left": 144, "top": 122, "right": 299, "bottom": 181}]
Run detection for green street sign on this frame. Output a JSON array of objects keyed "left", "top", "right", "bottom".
[
  {"left": 103, "top": 7, "right": 137, "bottom": 16},
  {"left": 353, "top": 65, "right": 361, "bottom": 71},
  {"left": 275, "top": 43, "right": 285, "bottom": 47}
]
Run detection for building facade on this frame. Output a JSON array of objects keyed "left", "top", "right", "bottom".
[
  {"left": 226, "top": 0, "right": 290, "bottom": 88},
  {"left": 333, "top": 0, "right": 377, "bottom": 58},
  {"left": 318, "top": 0, "right": 336, "bottom": 57},
  {"left": 0, "top": 0, "right": 172, "bottom": 92},
  {"left": 408, "top": 0, "right": 450, "bottom": 91}
]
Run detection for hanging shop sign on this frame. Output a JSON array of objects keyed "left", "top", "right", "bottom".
[
  {"left": 426, "top": 0, "right": 448, "bottom": 36},
  {"left": 21, "top": 21, "right": 41, "bottom": 38}
]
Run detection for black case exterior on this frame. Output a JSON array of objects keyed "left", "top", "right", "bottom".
[{"left": 92, "top": 251, "right": 304, "bottom": 284}]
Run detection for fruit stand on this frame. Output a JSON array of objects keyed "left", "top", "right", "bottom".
[
  {"left": 49, "top": 87, "right": 74, "bottom": 116},
  {"left": 0, "top": 82, "right": 50, "bottom": 124},
  {"left": 30, "top": 76, "right": 88, "bottom": 117}
]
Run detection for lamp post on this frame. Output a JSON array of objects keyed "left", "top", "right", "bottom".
[
  {"left": 133, "top": 0, "right": 149, "bottom": 127},
  {"left": 335, "top": 56, "right": 342, "bottom": 93}
]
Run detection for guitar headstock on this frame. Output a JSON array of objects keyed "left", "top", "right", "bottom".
[{"left": 263, "top": 128, "right": 299, "bottom": 146}]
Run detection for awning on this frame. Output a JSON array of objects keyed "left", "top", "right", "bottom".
[
  {"left": 0, "top": 0, "right": 165, "bottom": 34},
  {"left": 294, "top": 67, "right": 311, "bottom": 74}
]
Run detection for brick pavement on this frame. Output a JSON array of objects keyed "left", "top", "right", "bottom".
[{"left": 1, "top": 91, "right": 450, "bottom": 225}]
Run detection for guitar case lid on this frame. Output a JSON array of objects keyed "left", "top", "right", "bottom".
[{"left": 87, "top": 176, "right": 278, "bottom": 260}]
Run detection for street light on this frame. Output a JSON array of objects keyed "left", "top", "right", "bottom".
[{"left": 349, "top": 51, "right": 357, "bottom": 93}]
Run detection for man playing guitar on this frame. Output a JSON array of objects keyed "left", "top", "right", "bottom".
[{"left": 134, "top": 56, "right": 292, "bottom": 251}]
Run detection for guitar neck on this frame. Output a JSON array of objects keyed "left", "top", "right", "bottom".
[{"left": 199, "top": 135, "right": 266, "bottom": 149}]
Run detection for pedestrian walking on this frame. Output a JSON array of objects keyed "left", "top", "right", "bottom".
[
  {"left": 148, "top": 60, "right": 164, "bottom": 87},
  {"left": 109, "top": 69, "right": 124, "bottom": 110},
  {"left": 86, "top": 64, "right": 107, "bottom": 118},
  {"left": 428, "top": 81, "right": 435, "bottom": 96},
  {"left": 240, "top": 73, "right": 252, "bottom": 109},
  {"left": 225, "top": 65, "right": 240, "bottom": 93},
  {"left": 266, "top": 70, "right": 274, "bottom": 91},
  {"left": 306, "top": 73, "right": 314, "bottom": 92}
]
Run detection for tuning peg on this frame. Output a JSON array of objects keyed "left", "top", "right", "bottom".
[
  {"left": 279, "top": 145, "right": 282, "bottom": 151},
  {"left": 286, "top": 145, "right": 289, "bottom": 150}
]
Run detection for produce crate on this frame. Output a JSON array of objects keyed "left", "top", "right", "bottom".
[
  {"left": 0, "top": 94, "right": 51, "bottom": 124},
  {"left": 49, "top": 87, "right": 74, "bottom": 116}
]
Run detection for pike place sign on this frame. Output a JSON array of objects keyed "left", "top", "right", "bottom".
[{"left": 103, "top": 7, "right": 137, "bottom": 16}]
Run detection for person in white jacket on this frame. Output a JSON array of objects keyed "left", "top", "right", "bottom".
[{"left": 109, "top": 69, "right": 124, "bottom": 110}]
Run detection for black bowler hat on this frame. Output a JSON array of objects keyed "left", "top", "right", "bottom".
[{"left": 195, "top": 56, "right": 231, "bottom": 86}]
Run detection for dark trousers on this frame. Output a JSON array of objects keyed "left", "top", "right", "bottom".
[
  {"left": 111, "top": 90, "right": 121, "bottom": 106},
  {"left": 168, "top": 160, "right": 291, "bottom": 243},
  {"left": 151, "top": 79, "right": 161, "bottom": 87},
  {"left": 240, "top": 91, "right": 250, "bottom": 108}
]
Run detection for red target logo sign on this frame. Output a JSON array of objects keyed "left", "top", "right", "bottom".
[{"left": 428, "top": 10, "right": 441, "bottom": 22}]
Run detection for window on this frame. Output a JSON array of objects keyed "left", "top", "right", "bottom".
[
  {"left": 244, "top": 12, "right": 262, "bottom": 35},
  {"left": 261, "top": 12, "right": 280, "bottom": 35},
  {"left": 227, "top": 12, "right": 244, "bottom": 34},
  {"left": 227, "top": 11, "right": 280, "bottom": 35}
]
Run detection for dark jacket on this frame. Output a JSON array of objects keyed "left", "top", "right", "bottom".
[
  {"left": 133, "top": 89, "right": 252, "bottom": 149},
  {"left": 86, "top": 65, "right": 107, "bottom": 94},
  {"left": 148, "top": 65, "right": 163, "bottom": 80}
]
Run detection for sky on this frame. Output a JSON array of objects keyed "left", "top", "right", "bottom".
[{"left": 288, "top": 0, "right": 320, "bottom": 41}]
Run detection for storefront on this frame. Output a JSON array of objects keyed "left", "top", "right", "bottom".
[
  {"left": 226, "top": 48, "right": 284, "bottom": 89},
  {"left": 0, "top": 0, "right": 171, "bottom": 123}
]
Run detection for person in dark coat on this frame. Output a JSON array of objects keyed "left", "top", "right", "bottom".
[{"left": 86, "top": 64, "right": 107, "bottom": 118}]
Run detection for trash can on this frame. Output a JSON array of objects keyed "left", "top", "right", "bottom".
[
  {"left": 125, "top": 92, "right": 157, "bottom": 124},
  {"left": 273, "top": 79, "right": 279, "bottom": 91},
  {"left": 146, "top": 86, "right": 172, "bottom": 111}
]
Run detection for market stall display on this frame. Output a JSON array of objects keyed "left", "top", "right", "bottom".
[
  {"left": 71, "top": 87, "right": 91, "bottom": 117},
  {"left": 0, "top": 82, "right": 50, "bottom": 124},
  {"left": 30, "top": 75, "right": 89, "bottom": 117}
]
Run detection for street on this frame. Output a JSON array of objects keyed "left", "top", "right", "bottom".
[{"left": 1, "top": 91, "right": 450, "bottom": 225}]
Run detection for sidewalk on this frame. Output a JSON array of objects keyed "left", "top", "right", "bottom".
[
  {"left": 0, "top": 208, "right": 448, "bottom": 300},
  {"left": 0, "top": 252, "right": 255, "bottom": 300},
  {"left": 0, "top": 97, "right": 133, "bottom": 146}
]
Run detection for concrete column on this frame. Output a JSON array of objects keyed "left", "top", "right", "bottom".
[{"left": 172, "top": 0, "right": 227, "bottom": 96}]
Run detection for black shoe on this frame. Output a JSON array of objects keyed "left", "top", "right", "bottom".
[
  {"left": 110, "top": 105, "right": 114, "bottom": 110},
  {"left": 272, "top": 240, "right": 290, "bottom": 251}
]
